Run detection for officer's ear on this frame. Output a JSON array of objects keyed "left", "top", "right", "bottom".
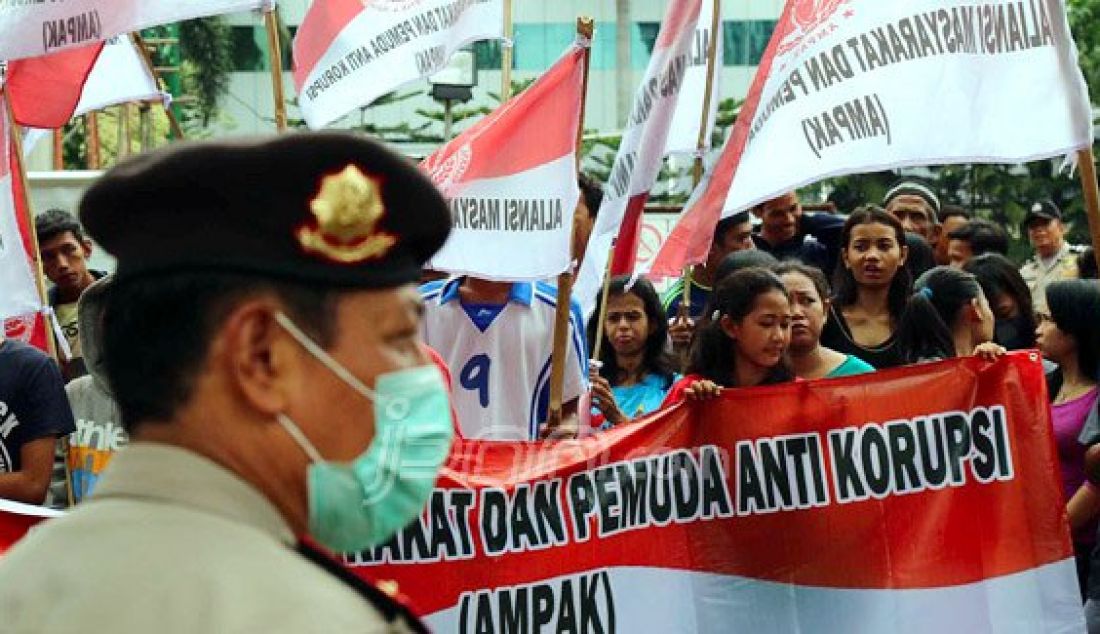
[{"left": 216, "top": 298, "right": 297, "bottom": 416}]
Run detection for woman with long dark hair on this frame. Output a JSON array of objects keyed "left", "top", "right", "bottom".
[
  {"left": 1038, "top": 280, "right": 1100, "bottom": 597},
  {"left": 895, "top": 266, "right": 1005, "bottom": 362},
  {"left": 962, "top": 253, "right": 1037, "bottom": 350},
  {"left": 587, "top": 276, "right": 679, "bottom": 425},
  {"left": 662, "top": 268, "right": 794, "bottom": 404},
  {"left": 821, "top": 206, "right": 911, "bottom": 369},
  {"left": 774, "top": 262, "right": 874, "bottom": 379}
]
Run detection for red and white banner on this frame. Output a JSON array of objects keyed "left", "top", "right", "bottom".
[
  {"left": 574, "top": 0, "right": 706, "bottom": 316},
  {"left": 663, "top": 0, "right": 722, "bottom": 157},
  {"left": 422, "top": 42, "right": 587, "bottom": 281},
  {"left": 0, "top": 0, "right": 266, "bottom": 61},
  {"left": 293, "top": 0, "right": 503, "bottom": 129},
  {"left": 343, "top": 354, "right": 1082, "bottom": 632},
  {"left": 0, "top": 93, "right": 48, "bottom": 351},
  {"left": 648, "top": 0, "right": 1095, "bottom": 279}
]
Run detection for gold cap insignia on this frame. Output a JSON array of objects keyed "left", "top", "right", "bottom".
[
  {"left": 297, "top": 165, "right": 397, "bottom": 263},
  {"left": 377, "top": 579, "right": 400, "bottom": 597}
]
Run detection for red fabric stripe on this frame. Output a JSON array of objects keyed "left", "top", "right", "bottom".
[
  {"left": 6, "top": 42, "right": 104, "bottom": 129},
  {"left": 292, "top": 0, "right": 365, "bottom": 87},
  {"left": 421, "top": 46, "right": 586, "bottom": 184},
  {"left": 609, "top": 194, "right": 649, "bottom": 276},
  {"left": 654, "top": 0, "right": 703, "bottom": 49}
]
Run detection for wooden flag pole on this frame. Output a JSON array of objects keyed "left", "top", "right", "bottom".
[
  {"left": 86, "top": 112, "right": 101, "bottom": 169},
  {"left": 130, "top": 33, "right": 185, "bottom": 140},
  {"left": 4, "top": 88, "right": 74, "bottom": 507},
  {"left": 546, "top": 16, "right": 594, "bottom": 435},
  {"left": 500, "top": 0, "right": 514, "bottom": 101},
  {"left": 52, "top": 129, "right": 64, "bottom": 170},
  {"left": 264, "top": 5, "right": 289, "bottom": 132},
  {"left": 679, "top": 0, "right": 722, "bottom": 323},
  {"left": 589, "top": 243, "right": 616, "bottom": 362},
  {"left": 1078, "top": 147, "right": 1100, "bottom": 274}
]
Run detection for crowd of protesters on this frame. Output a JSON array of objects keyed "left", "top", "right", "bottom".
[{"left": 2, "top": 176, "right": 1099, "bottom": 612}]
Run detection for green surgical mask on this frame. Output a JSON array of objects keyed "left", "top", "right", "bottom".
[{"left": 274, "top": 312, "right": 454, "bottom": 553}]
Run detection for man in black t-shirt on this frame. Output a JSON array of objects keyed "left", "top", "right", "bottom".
[{"left": 0, "top": 338, "right": 76, "bottom": 504}]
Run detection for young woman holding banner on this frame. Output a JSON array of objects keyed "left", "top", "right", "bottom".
[
  {"left": 1038, "top": 280, "right": 1100, "bottom": 595},
  {"left": 774, "top": 262, "right": 874, "bottom": 380},
  {"left": 586, "top": 277, "right": 679, "bottom": 426},
  {"left": 895, "top": 266, "right": 1005, "bottom": 362},
  {"left": 821, "top": 206, "right": 911, "bottom": 369},
  {"left": 661, "top": 268, "right": 795, "bottom": 404}
]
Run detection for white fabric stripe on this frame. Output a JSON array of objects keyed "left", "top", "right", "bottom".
[
  {"left": 423, "top": 560, "right": 1084, "bottom": 633},
  {"left": 428, "top": 154, "right": 578, "bottom": 281}
]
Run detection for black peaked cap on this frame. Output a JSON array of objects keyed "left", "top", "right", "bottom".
[{"left": 80, "top": 132, "right": 451, "bottom": 288}]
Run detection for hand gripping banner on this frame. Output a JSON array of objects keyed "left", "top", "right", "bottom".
[{"left": 345, "top": 354, "right": 1083, "bottom": 632}]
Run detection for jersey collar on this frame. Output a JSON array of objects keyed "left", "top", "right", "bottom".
[{"left": 439, "top": 277, "right": 534, "bottom": 306}]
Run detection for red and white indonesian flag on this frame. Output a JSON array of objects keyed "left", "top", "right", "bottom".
[
  {"left": 422, "top": 42, "right": 587, "bottom": 281},
  {"left": 293, "top": 0, "right": 504, "bottom": 129},
  {"left": 0, "top": 93, "right": 49, "bottom": 351},
  {"left": 649, "top": 0, "right": 1094, "bottom": 279},
  {"left": 0, "top": 0, "right": 266, "bottom": 61},
  {"left": 574, "top": 0, "right": 710, "bottom": 316}
]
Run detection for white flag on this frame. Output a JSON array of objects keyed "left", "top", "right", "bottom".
[
  {"left": 293, "top": 0, "right": 503, "bottom": 129},
  {"left": 664, "top": 0, "right": 722, "bottom": 157},
  {"left": 650, "top": 0, "right": 1094, "bottom": 279},
  {"left": 0, "top": 0, "right": 266, "bottom": 61},
  {"left": 422, "top": 43, "right": 588, "bottom": 281}
]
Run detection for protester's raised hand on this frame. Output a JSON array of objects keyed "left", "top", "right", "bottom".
[
  {"left": 683, "top": 380, "right": 721, "bottom": 401},
  {"left": 972, "top": 342, "right": 1007, "bottom": 361}
]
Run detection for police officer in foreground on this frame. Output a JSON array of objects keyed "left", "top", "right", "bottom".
[
  {"left": 1019, "top": 199, "right": 1084, "bottom": 311},
  {"left": 0, "top": 133, "right": 455, "bottom": 632}
]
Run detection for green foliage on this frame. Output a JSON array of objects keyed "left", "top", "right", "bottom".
[
  {"left": 177, "top": 17, "right": 234, "bottom": 128},
  {"left": 1068, "top": 0, "right": 1100, "bottom": 106}
]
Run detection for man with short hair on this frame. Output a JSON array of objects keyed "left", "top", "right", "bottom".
[
  {"left": 946, "top": 219, "right": 1010, "bottom": 267},
  {"left": 0, "top": 133, "right": 452, "bottom": 632},
  {"left": 936, "top": 204, "right": 971, "bottom": 265},
  {"left": 0, "top": 336, "right": 75, "bottom": 504},
  {"left": 663, "top": 211, "right": 755, "bottom": 320},
  {"left": 752, "top": 191, "right": 844, "bottom": 275},
  {"left": 1019, "top": 200, "right": 1083, "bottom": 310},
  {"left": 34, "top": 209, "right": 107, "bottom": 380}
]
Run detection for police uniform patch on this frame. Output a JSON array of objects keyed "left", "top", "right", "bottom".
[{"left": 298, "top": 165, "right": 398, "bottom": 264}]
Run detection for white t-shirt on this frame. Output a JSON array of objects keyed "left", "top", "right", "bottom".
[{"left": 419, "top": 278, "right": 588, "bottom": 440}]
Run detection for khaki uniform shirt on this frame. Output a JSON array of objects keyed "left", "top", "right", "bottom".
[
  {"left": 0, "top": 442, "right": 414, "bottom": 633},
  {"left": 1020, "top": 243, "right": 1082, "bottom": 311}
]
